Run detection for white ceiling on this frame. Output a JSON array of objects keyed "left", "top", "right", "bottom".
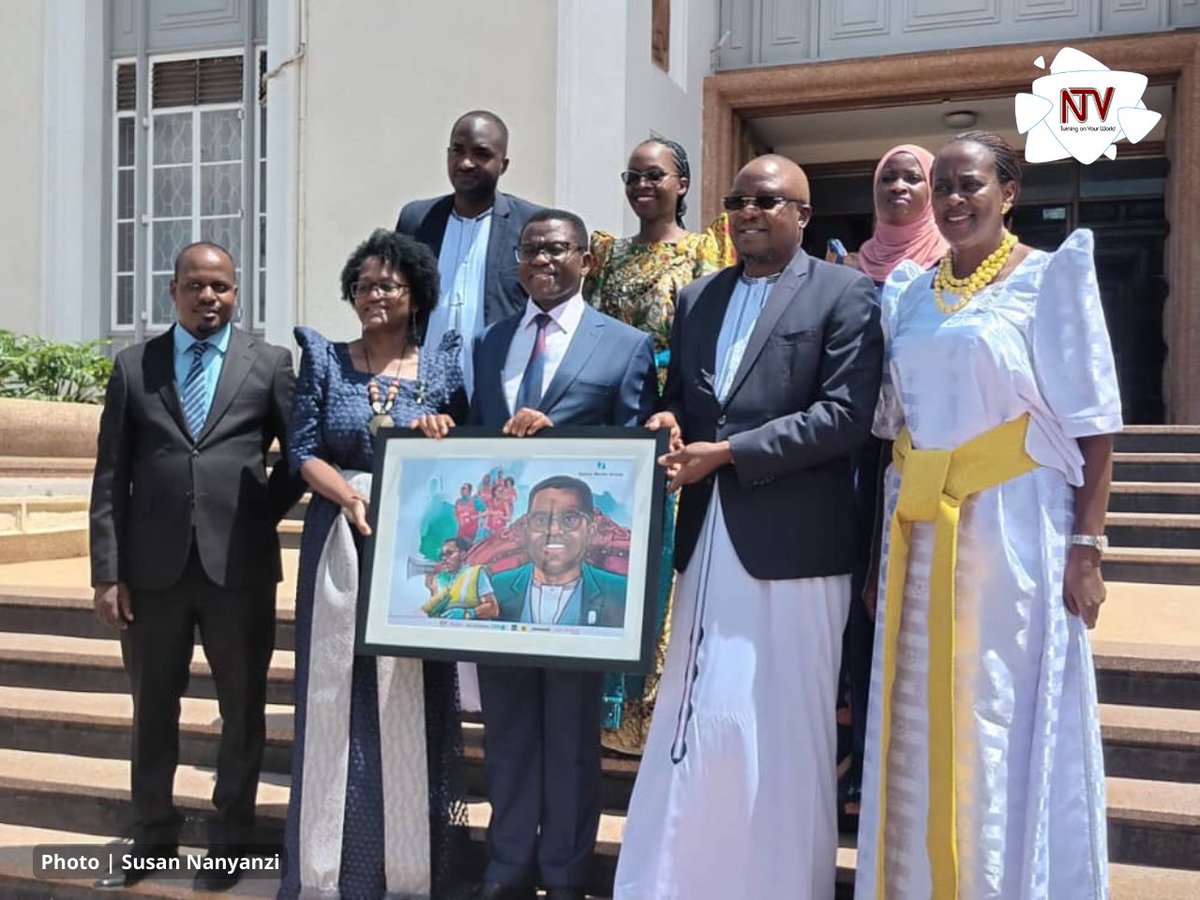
[{"left": 748, "top": 85, "right": 1173, "bottom": 165}]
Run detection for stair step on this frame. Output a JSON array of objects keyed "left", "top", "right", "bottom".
[
  {"left": 1113, "top": 453, "right": 1200, "bottom": 483},
  {"left": 0, "top": 529, "right": 88, "bottom": 565},
  {"left": 1107, "top": 777, "right": 1200, "bottom": 869},
  {"left": 0, "top": 633, "right": 295, "bottom": 705},
  {"left": 1100, "top": 704, "right": 1200, "bottom": 782},
  {"left": 1093, "top": 641, "right": 1200, "bottom": 711},
  {"left": 0, "top": 748, "right": 288, "bottom": 846},
  {"left": 0, "top": 586, "right": 297, "bottom": 651},
  {"left": 0, "top": 459, "right": 95, "bottom": 479},
  {"left": 0, "top": 823, "right": 281, "bottom": 899},
  {"left": 0, "top": 687, "right": 293, "bottom": 775},
  {"left": 1104, "top": 547, "right": 1200, "bottom": 585},
  {"left": 1107, "top": 513, "right": 1200, "bottom": 551},
  {"left": 1116, "top": 427, "right": 1200, "bottom": 454},
  {"left": 1110, "top": 483, "right": 1200, "bottom": 515}
]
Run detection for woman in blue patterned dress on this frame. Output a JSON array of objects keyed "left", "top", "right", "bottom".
[{"left": 280, "top": 230, "right": 468, "bottom": 899}]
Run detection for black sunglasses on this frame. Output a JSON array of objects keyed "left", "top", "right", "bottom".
[
  {"left": 721, "top": 195, "right": 805, "bottom": 212},
  {"left": 621, "top": 169, "right": 676, "bottom": 187}
]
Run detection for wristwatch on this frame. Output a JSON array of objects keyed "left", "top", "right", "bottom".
[{"left": 1070, "top": 534, "right": 1109, "bottom": 555}]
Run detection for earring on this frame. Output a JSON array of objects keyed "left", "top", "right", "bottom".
[{"left": 1002, "top": 200, "right": 1012, "bottom": 215}]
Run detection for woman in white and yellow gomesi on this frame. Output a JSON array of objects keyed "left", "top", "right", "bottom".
[{"left": 855, "top": 131, "right": 1121, "bottom": 900}]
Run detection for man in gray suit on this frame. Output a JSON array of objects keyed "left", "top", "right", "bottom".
[
  {"left": 469, "top": 209, "right": 657, "bottom": 900},
  {"left": 615, "top": 156, "right": 884, "bottom": 899},
  {"left": 396, "top": 109, "right": 542, "bottom": 394},
  {"left": 89, "top": 242, "right": 299, "bottom": 891}
]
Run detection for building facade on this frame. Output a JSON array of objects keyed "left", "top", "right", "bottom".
[{"left": 3, "top": 0, "right": 1197, "bottom": 418}]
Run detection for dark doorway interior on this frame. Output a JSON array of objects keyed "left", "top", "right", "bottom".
[{"left": 804, "top": 155, "right": 1168, "bottom": 423}]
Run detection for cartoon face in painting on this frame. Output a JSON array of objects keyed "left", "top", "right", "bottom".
[{"left": 524, "top": 478, "right": 596, "bottom": 584}]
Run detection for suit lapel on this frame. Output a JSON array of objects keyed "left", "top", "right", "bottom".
[
  {"left": 695, "top": 268, "right": 740, "bottom": 396},
  {"left": 538, "top": 305, "right": 603, "bottom": 413},
  {"left": 721, "top": 251, "right": 812, "bottom": 408},
  {"left": 148, "top": 328, "right": 189, "bottom": 437},
  {"left": 196, "top": 328, "right": 254, "bottom": 445},
  {"left": 418, "top": 196, "right": 455, "bottom": 258},
  {"left": 485, "top": 192, "right": 512, "bottom": 280},
  {"left": 489, "top": 315, "right": 523, "bottom": 418}
]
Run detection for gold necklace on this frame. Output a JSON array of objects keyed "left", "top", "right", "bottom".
[{"left": 933, "top": 229, "right": 1018, "bottom": 314}]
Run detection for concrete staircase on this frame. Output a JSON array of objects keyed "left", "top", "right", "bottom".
[{"left": 0, "top": 428, "right": 1198, "bottom": 897}]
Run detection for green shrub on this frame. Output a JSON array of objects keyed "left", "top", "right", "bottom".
[{"left": 0, "top": 330, "right": 113, "bottom": 404}]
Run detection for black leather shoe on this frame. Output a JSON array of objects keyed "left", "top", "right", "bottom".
[
  {"left": 478, "top": 882, "right": 536, "bottom": 900},
  {"left": 544, "top": 888, "right": 586, "bottom": 900},
  {"left": 93, "top": 845, "right": 177, "bottom": 890},
  {"left": 192, "top": 850, "right": 242, "bottom": 892}
]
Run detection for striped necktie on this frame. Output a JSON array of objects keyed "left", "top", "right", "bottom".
[
  {"left": 514, "top": 313, "right": 552, "bottom": 411},
  {"left": 181, "top": 341, "right": 211, "bottom": 438}
]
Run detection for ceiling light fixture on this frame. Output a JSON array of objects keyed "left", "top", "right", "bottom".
[{"left": 943, "top": 110, "right": 978, "bottom": 129}]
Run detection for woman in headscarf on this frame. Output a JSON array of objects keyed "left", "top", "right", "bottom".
[{"left": 831, "top": 144, "right": 947, "bottom": 829}]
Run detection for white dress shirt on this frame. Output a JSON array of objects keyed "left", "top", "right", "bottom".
[
  {"left": 530, "top": 579, "right": 580, "bottom": 625},
  {"left": 713, "top": 275, "right": 776, "bottom": 402},
  {"left": 502, "top": 294, "right": 586, "bottom": 414},
  {"left": 425, "top": 208, "right": 493, "bottom": 394}
]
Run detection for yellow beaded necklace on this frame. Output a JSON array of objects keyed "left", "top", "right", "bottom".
[{"left": 933, "top": 229, "right": 1018, "bottom": 314}]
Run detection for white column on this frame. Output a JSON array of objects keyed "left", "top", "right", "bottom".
[
  {"left": 40, "top": 0, "right": 106, "bottom": 341},
  {"left": 264, "top": 0, "right": 303, "bottom": 350},
  {"left": 555, "top": 0, "right": 630, "bottom": 235}
]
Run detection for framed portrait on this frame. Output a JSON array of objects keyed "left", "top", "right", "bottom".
[{"left": 357, "top": 426, "right": 668, "bottom": 672}]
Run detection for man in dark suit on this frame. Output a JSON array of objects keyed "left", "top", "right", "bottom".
[
  {"left": 469, "top": 209, "right": 657, "bottom": 900},
  {"left": 396, "top": 109, "right": 541, "bottom": 394},
  {"left": 490, "top": 476, "right": 627, "bottom": 628},
  {"left": 89, "top": 242, "right": 299, "bottom": 891},
  {"left": 614, "top": 156, "right": 883, "bottom": 899}
]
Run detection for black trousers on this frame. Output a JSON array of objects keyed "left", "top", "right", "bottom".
[
  {"left": 477, "top": 664, "right": 604, "bottom": 889},
  {"left": 121, "top": 543, "right": 276, "bottom": 847}
]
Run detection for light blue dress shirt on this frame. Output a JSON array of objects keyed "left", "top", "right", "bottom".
[
  {"left": 173, "top": 321, "right": 231, "bottom": 423},
  {"left": 713, "top": 275, "right": 776, "bottom": 402},
  {"left": 425, "top": 208, "right": 493, "bottom": 394}
]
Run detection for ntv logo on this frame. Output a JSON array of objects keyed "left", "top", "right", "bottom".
[
  {"left": 1014, "top": 47, "right": 1162, "bottom": 164},
  {"left": 1060, "top": 87, "right": 1114, "bottom": 125}
]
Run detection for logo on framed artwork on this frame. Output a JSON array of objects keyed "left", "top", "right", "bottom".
[{"left": 1014, "top": 47, "right": 1163, "bottom": 165}]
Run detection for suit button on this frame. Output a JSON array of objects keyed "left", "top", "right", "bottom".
[
  {"left": 191, "top": 450, "right": 200, "bottom": 459},
  {"left": 717, "top": 415, "right": 727, "bottom": 426}
]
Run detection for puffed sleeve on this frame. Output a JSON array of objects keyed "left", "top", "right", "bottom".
[
  {"left": 695, "top": 212, "right": 737, "bottom": 276},
  {"left": 871, "top": 261, "right": 923, "bottom": 440},
  {"left": 287, "top": 326, "right": 330, "bottom": 472},
  {"left": 583, "top": 230, "right": 615, "bottom": 305},
  {"left": 1029, "top": 229, "right": 1123, "bottom": 437}
]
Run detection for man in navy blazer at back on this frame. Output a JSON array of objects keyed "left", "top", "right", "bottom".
[
  {"left": 468, "top": 208, "right": 657, "bottom": 900},
  {"left": 396, "top": 109, "right": 541, "bottom": 395}
]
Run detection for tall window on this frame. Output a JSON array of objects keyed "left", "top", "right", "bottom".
[{"left": 111, "top": 50, "right": 267, "bottom": 333}]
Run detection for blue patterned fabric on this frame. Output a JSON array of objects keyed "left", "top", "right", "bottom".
[{"left": 279, "top": 327, "right": 467, "bottom": 900}]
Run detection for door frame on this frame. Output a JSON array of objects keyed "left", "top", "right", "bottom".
[{"left": 702, "top": 33, "right": 1200, "bottom": 421}]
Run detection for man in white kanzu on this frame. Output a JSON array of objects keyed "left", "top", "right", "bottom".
[{"left": 615, "top": 155, "right": 883, "bottom": 899}]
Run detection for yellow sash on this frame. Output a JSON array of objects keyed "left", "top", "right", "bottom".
[{"left": 875, "top": 414, "right": 1038, "bottom": 900}]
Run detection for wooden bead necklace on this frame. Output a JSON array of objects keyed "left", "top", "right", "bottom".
[
  {"left": 365, "top": 344, "right": 403, "bottom": 436},
  {"left": 933, "top": 229, "right": 1018, "bottom": 314}
]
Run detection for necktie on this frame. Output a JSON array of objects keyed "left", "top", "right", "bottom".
[
  {"left": 181, "top": 341, "right": 211, "bottom": 438},
  {"left": 514, "top": 313, "right": 552, "bottom": 411}
]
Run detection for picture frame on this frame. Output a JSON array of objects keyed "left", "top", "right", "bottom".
[{"left": 357, "top": 426, "right": 669, "bottom": 672}]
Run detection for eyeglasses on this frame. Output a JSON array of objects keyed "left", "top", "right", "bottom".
[
  {"left": 620, "top": 169, "right": 675, "bottom": 187},
  {"left": 527, "top": 510, "right": 591, "bottom": 532},
  {"left": 515, "top": 242, "right": 583, "bottom": 263},
  {"left": 350, "top": 280, "right": 410, "bottom": 299},
  {"left": 721, "top": 195, "right": 805, "bottom": 212}
]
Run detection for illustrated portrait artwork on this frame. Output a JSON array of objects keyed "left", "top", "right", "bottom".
[{"left": 358, "top": 431, "right": 664, "bottom": 670}]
